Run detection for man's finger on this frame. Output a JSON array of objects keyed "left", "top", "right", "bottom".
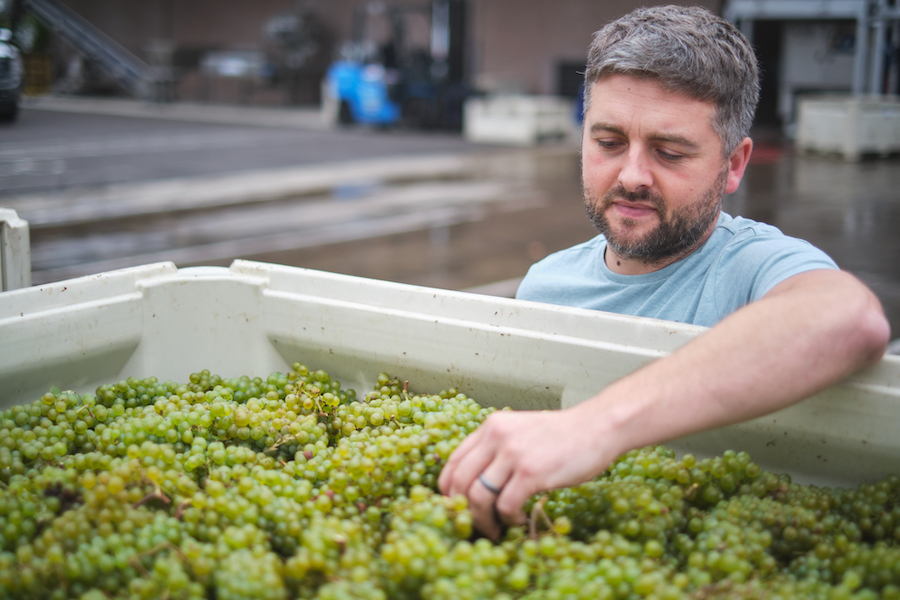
[
  {"left": 437, "top": 424, "right": 485, "bottom": 494},
  {"left": 444, "top": 436, "right": 496, "bottom": 498},
  {"left": 464, "top": 458, "right": 517, "bottom": 539},
  {"left": 494, "top": 472, "right": 536, "bottom": 528},
  {"left": 466, "top": 471, "right": 506, "bottom": 539},
  {"left": 440, "top": 412, "right": 515, "bottom": 498}
]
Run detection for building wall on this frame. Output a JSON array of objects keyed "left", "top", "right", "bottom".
[
  {"left": 53, "top": 0, "right": 724, "bottom": 100},
  {"left": 60, "top": 0, "right": 339, "bottom": 56},
  {"left": 60, "top": 0, "right": 170, "bottom": 52},
  {"left": 55, "top": 0, "right": 350, "bottom": 102},
  {"left": 469, "top": 0, "right": 721, "bottom": 95}
]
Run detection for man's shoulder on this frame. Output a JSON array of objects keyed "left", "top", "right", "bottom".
[
  {"left": 714, "top": 213, "right": 787, "bottom": 239},
  {"left": 708, "top": 213, "right": 816, "bottom": 254},
  {"left": 707, "top": 212, "right": 838, "bottom": 285}
]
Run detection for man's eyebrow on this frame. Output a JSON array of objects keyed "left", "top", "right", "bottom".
[
  {"left": 589, "top": 122, "right": 625, "bottom": 136},
  {"left": 649, "top": 133, "right": 700, "bottom": 149},
  {"left": 589, "top": 122, "right": 700, "bottom": 149}
]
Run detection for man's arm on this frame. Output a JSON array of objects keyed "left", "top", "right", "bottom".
[{"left": 438, "top": 269, "right": 891, "bottom": 539}]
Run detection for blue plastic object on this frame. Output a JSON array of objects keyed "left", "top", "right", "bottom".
[{"left": 327, "top": 60, "right": 401, "bottom": 125}]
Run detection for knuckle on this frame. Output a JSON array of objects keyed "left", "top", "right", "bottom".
[
  {"left": 483, "top": 412, "right": 514, "bottom": 439},
  {"left": 518, "top": 462, "right": 538, "bottom": 480}
]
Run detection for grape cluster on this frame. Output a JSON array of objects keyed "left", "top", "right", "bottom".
[{"left": 2, "top": 363, "right": 900, "bottom": 599}]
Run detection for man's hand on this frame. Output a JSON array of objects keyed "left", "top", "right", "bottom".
[{"left": 437, "top": 406, "right": 619, "bottom": 539}]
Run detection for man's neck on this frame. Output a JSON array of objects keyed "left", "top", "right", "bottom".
[{"left": 604, "top": 248, "right": 683, "bottom": 275}]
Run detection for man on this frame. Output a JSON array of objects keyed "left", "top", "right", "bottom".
[{"left": 438, "top": 5, "right": 890, "bottom": 539}]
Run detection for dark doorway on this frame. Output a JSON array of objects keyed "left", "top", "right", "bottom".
[{"left": 752, "top": 20, "right": 783, "bottom": 131}]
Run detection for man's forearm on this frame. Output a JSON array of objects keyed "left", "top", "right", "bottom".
[{"left": 575, "top": 269, "right": 891, "bottom": 460}]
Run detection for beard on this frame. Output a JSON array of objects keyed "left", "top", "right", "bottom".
[{"left": 584, "top": 168, "right": 728, "bottom": 266}]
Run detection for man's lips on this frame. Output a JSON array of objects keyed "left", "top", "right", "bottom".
[{"left": 610, "top": 201, "right": 658, "bottom": 219}]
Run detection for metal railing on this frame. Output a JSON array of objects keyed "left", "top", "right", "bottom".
[{"left": 24, "top": 0, "right": 162, "bottom": 100}]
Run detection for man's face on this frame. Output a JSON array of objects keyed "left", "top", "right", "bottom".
[{"left": 581, "top": 75, "right": 749, "bottom": 271}]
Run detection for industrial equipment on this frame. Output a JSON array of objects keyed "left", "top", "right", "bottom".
[
  {"left": 262, "top": 4, "right": 332, "bottom": 105},
  {"left": 322, "top": 0, "right": 467, "bottom": 129}
]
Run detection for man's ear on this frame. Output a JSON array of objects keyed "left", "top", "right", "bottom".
[{"left": 725, "top": 137, "right": 753, "bottom": 194}]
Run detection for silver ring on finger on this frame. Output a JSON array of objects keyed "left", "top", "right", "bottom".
[{"left": 478, "top": 473, "right": 503, "bottom": 495}]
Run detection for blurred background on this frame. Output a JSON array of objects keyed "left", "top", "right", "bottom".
[{"left": 0, "top": 0, "right": 899, "bottom": 344}]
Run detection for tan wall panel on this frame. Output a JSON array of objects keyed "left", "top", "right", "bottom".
[
  {"left": 61, "top": 0, "right": 166, "bottom": 56},
  {"left": 469, "top": 0, "right": 722, "bottom": 95}
]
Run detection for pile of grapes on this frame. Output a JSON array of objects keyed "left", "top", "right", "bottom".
[{"left": 2, "top": 363, "right": 900, "bottom": 600}]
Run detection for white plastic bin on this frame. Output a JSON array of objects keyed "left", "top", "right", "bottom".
[
  {"left": 796, "top": 94, "right": 900, "bottom": 161},
  {"left": 463, "top": 94, "right": 577, "bottom": 146},
  {"left": 2, "top": 260, "right": 899, "bottom": 489}
]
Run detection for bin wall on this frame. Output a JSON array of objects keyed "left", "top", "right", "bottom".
[{"left": 2, "top": 260, "right": 900, "bottom": 489}]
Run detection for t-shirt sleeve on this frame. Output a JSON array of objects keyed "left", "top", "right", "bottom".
[{"left": 712, "top": 229, "right": 838, "bottom": 318}]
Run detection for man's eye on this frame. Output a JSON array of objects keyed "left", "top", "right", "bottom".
[
  {"left": 658, "top": 149, "right": 684, "bottom": 162},
  {"left": 597, "top": 140, "right": 621, "bottom": 149}
]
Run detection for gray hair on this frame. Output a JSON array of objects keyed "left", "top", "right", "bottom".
[{"left": 584, "top": 5, "right": 759, "bottom": 155}]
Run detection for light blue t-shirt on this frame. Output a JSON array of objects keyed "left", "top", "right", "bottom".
[{"left": 515, "top": 213, "right": 838, "bottom": 327}]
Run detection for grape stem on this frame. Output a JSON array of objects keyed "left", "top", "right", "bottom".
[
  {"left": 684, "top": 483, "right": 700, "bottom": 500},
  {"left": 265, "top": 433, "right": 299, "bottom": 454},
  {"left": 134, "top": 481, "right": 171, "bottom": 508},
  {"left": 529, "top": 496, "right": 554, "bottom": 539},
  {"left": 128, "top": 541, "right": 190, "bottom": 577},
  {"left": 174, "top": 498, "right": 192, "bottom": 520}
]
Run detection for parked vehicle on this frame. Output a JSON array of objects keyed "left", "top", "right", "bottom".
[{"left": 0, "top": 28, "right": 23, "bottom": 122}]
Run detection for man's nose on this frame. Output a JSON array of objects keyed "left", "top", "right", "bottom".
[{"left": 617, "top": 147, "right": 654, "bottom": 192}]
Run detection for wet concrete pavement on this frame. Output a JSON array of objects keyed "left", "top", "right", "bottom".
[
  {"left": 1, "top": 98, "right": 477, "bottom": 196},
  {"left": 3, "top": 97, "right": 900, "bottom": 345}
]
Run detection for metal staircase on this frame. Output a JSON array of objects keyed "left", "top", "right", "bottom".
[{"left": 23, "top": 0, "right": 165, "bottom": 100}]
